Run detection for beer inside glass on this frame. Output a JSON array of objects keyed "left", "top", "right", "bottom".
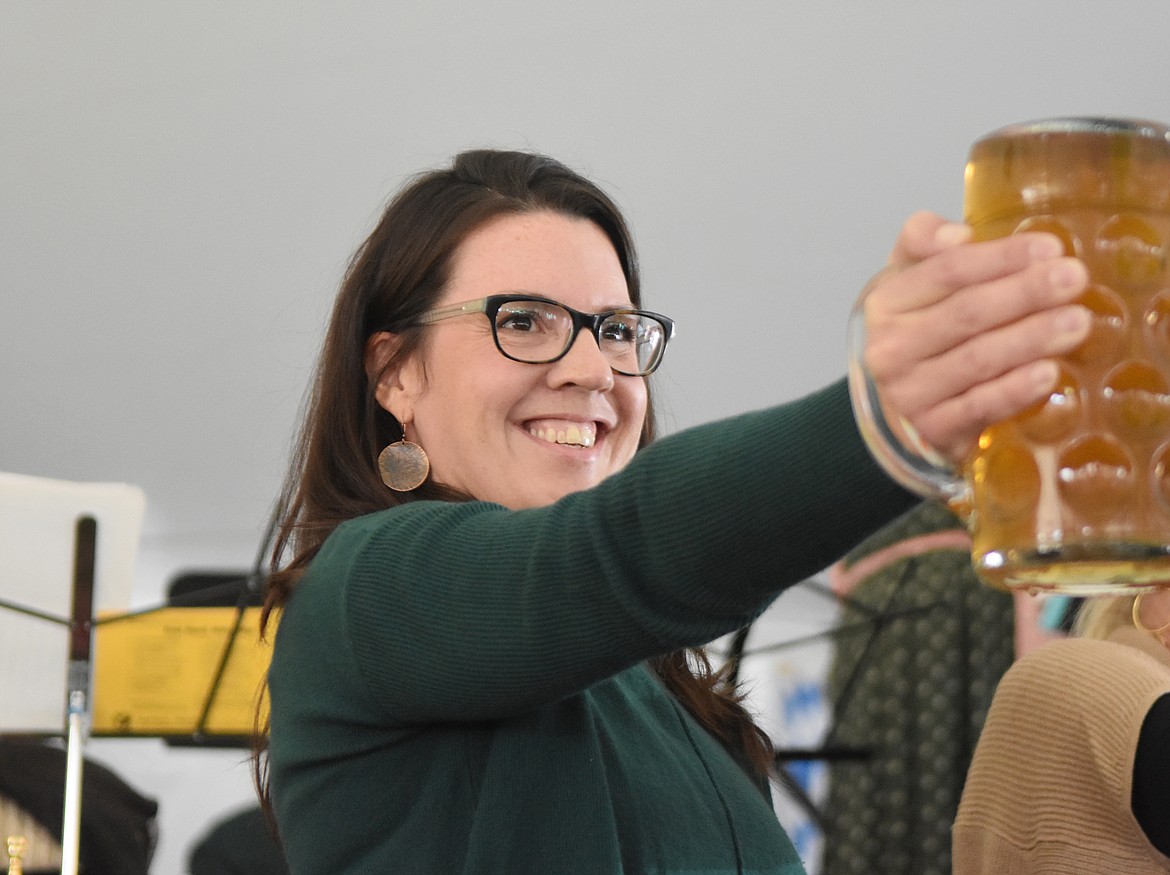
[{"left": 963, "top": 118, "right": 1170, "bottom": 594}]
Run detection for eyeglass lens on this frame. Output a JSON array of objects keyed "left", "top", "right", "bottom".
[{"left": 493, "top": 299, "right": 666, "bottom": 375}]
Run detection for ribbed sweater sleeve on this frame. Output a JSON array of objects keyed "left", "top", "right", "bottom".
[
  {"left": 952, "top": 638, "right": 1170, "bottom": 874},
  {"left": 296, "top": 379, "right": 915, "bottom": 724}
]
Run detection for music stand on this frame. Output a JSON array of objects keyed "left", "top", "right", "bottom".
[
  {"left": 60, "top": 515, "right": 96, "bottom": 875},
  {"left": 88, "top": 569, "right": 270, "bottom": 746},
  {"left": 0, "top": 473, "right": 145, "bottom": 875},
  {"left": 88, "top": 495, "right": 281, "bottom": 746}
]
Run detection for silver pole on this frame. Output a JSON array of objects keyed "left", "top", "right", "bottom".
[{"left": 60, "top": 707, "right": 85, "bottom": 875}]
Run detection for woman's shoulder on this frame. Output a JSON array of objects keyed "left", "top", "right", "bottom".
[
  {"left": 318, "top": 500, "right": 494, "bottom": 556},
  {"left": 998, "top": 636, "right": 1170, "bottom": 710},
  {"left": 1011, "top": 635, "right": 1166, "bottom": 672}
]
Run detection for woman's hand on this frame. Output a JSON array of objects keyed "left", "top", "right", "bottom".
[{"left": 863, "top": 211, "right": 1092, "bottom": 464}]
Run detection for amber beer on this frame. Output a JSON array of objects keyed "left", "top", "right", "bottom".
[{"left": 963, "top": 118, "right": 1170, "bottom": 593}]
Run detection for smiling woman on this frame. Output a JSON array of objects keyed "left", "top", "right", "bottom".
[
  {"left": 255, "top": 149, "right": 1092, "bottom": 874},
  {"left": 363, "top": 211, "right": 650, "bottom": 511}
]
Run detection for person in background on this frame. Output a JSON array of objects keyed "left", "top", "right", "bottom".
[
  {"left": 0, "top": 739, "right": 157, "bottom": 875},
  {"left": 188, "top": 805, "right": 288, "bottom": 875},
  {"left": 952, "top": 587, "right": 1170, "bottom": 873},
  {"left": 820, "top": 502, "right": 1073, "bottom": 875},
  {"left": 256, "top": 149, "right": 1091, "bottom": 873},
  {"left": 821, "top": 502, "right": 1014, "bottom": 875}
]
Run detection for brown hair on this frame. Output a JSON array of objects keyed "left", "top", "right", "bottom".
[{"left": 256, "top": 150, "right": 772, "bottom": 809}]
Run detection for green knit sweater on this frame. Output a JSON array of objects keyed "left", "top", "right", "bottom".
[{"left": 268, "top": 381, "right": 915, "bottom": 874}]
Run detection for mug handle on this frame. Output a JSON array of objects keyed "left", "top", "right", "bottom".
[{"left": 846, "top": 269, "right": 971, "bottom": 506}]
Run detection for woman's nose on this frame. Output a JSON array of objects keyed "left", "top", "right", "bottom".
[{"left": 547, "top": 330, "right": 615, "bottom": 391}]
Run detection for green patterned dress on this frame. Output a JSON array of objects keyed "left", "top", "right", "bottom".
[{"left": 820, "top": 502, "right": 1015, "bottom": 875}]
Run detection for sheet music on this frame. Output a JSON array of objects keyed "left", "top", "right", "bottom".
[{"left": 0, "top": 472, "right": 145, "bottom": 733}]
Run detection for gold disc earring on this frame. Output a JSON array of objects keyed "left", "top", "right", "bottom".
[{"left": 377, "top": 440, "right": 430, "bottom": 492}]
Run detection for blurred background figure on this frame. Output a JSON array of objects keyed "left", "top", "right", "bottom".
[
  {"left": 820, "top": 503, "right": 1019, "bottom": 875},
  {"left": 187, "top": 805, "right": 287, "bottom": 875},
  {"left": 952, "top": 591, "right": 1170, "bottom": 874},
  {"left": 0, "top": 739, "right": 157, "bottom": 875}
]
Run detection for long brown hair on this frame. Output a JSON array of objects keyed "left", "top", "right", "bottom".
[{"left": 256, "top": 150, "right": 773, "bottom": 807}]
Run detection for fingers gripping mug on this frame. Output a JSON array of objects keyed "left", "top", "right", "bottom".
[{"left": 851, "top": 117, "right": 1170, "bottom": 594}]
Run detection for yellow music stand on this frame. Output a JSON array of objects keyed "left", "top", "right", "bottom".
[{"left": 92, "top": 605, "right": 273, "bottom": 739}]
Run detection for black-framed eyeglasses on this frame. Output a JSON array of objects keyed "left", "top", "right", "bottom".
[{"left": 412, "top": 294, "right": 675, "bottom": 376}]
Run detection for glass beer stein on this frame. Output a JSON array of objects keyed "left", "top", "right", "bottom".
[{"left": 851, "top": 117, "right": 1170, "bottom": 594}]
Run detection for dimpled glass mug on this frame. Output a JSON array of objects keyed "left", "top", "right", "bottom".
[{"left": 851, "top": 117, "right": 1170, "bottom": 594}]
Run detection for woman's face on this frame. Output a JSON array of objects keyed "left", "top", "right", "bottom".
[{"left": 374, "top": 210, "right": 648, "bottom": 510}]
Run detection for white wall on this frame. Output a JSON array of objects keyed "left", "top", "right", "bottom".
[{"left": 5, "top": 3, "right": 1170, "bottom": 871}]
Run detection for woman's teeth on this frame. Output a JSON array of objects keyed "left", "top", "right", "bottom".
[{"left": 528, "top": 423, "right": 596, "bottom": 448}]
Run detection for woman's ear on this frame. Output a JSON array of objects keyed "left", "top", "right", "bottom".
[{"left": 364, "top": 331, "right": 423, "bottom": 423}]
